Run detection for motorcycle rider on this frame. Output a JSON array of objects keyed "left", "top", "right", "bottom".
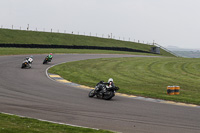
[
  {"left": 25, "top": 55, "right": 33, "bottom": 66},
  {"left": 22, "top": 55, "right": 33, "bottom": 68},
  {"left": 96, "top": 78, "right": 115, "bottom": 93},
  {"left": 107, "top": 78, "right": 115, "bottom": 87},
  {"left": 105, "top": 78, "right": 115, "bottom": 92},
  {"left": 47, "top": 53, "right": 53, "bottom": 62}
]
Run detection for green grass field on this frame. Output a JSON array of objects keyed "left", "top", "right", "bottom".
[
  {"left": 49, "top": 57, "right": 200, "bottom": 105},
  {"left": 0, "top": 113, "right": 112, "bottom": 133},
  {"left": 0, "top": 29, "right": 174, "bottom": 57}
]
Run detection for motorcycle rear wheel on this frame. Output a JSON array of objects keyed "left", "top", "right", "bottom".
[{"left": 103, "top": 91, "right": 114, "bottom": 100}]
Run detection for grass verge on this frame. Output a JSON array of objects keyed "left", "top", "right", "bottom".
[
  {"left": 0, "top": 47, "right": 159, "bottom": 56},
  {"left": 0, "top": 113, "right": 112, "bottom": 133},
  {"left": 0, "top": 29, "right": 174, "bottom": 57},
  {"left": 49, "top": 57, "right": 200, "bottom": 105}
]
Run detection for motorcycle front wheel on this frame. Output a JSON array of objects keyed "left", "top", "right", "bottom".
[
  {"left": 43, "top": 60, "right": 47, "bottom": 64},
  {"left": 21, "top": 64, "right": 25, "bottom": 68},
  {"left": 88, "top": 89, "right": 95, "bottom": 97}
]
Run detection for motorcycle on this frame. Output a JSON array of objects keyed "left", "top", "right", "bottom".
[
  {"left": 43, "top": 56, "right": 52, "bottom": 64},
  {"left": 88, "top": 81, "right": 119, "bottom": 100},
  {"left": 21, "top": 60, "right": 31, "bottom": 69}
]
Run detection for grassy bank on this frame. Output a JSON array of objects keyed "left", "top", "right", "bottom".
[
  {"left": 0, "top": 47, "right": 159, "bottom": 56},
  {"left": 0, "top": 29, "right": 174, "bottom": 57},
  {"left": 0, "top": 113, "right": 112, "bottom": 133},
  {"left": 49, "top": 57, "right": 200, "bottom": 105}
]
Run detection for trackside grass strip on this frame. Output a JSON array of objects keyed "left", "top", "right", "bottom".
[
  {"left": 49, "top": 57, "right": 200, "bottom": 105},
  {"left": 0, "top": 47, "right": 159, "bottom": 56},
  {"left": 0, "top": 113, "right": 113, "bottom": 133}
]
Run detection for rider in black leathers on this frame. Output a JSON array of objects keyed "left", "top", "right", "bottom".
[{"left": 95, "top": 78, "right": 115, "bottom": 93}]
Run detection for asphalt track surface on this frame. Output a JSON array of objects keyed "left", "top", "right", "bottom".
[{"left": 0, "top": 54, "right": 200, "bottom": 133}]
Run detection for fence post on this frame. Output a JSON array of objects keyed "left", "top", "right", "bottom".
[{"left": 27, "top": 24, "right": 29, "bottom": 30}]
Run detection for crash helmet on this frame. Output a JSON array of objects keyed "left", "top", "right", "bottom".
[
  {"left": 108, "top": 78, "right": 113, "bottom": 83},
  {"left": 30, "top": 55, "right": 33, "bottom": 58},
  {"left": 50, "top": 53, "right": 53, "bottom": 55}
]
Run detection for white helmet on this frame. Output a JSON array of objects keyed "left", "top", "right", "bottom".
[{"left": 108, "top": 78, "right": 113, "bottom": 83}]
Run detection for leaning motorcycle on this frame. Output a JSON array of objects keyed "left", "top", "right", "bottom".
[
  {"left": 21, "top": 60, "right": 31, "bottom": 69},
  {"left": 43, "top": 57, "right": 52, "bottom": 64},
  {"left": 88, "top": 82, "right": 119, "bottom": 100}
]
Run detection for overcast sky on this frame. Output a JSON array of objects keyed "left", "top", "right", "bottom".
[{"left": 1, "top": 0, "right": 200, "bottom": 49}]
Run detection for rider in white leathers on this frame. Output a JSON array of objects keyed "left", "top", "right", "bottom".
[{"left": 25, "top": 56, "right": 33, "bottom": 66}]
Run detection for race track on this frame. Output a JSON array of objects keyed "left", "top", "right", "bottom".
[{"left": 0, "top": 54, "right": 200, "bottom": 133}]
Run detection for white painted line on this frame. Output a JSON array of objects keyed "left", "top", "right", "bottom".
[{"left": 45, "top": 61, "right": 68, "bottom": 82}]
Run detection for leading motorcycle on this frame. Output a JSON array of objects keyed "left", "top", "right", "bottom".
[
  {"left": 88, "top": 81, "right": 119, "bottom": 100},
  {"left": 43, "top": 56, "right": 52, "bottom": 64}
]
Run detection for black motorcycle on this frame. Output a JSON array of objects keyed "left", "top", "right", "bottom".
[
  {"left": 21, "top": 60, "right": 31, "bottom": 69},
  {"left": 88, "top": 81, "right": 119, "bottom": 100},
  {"left": 43, "top": 56, "right": 52, "bottom": 64}
]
